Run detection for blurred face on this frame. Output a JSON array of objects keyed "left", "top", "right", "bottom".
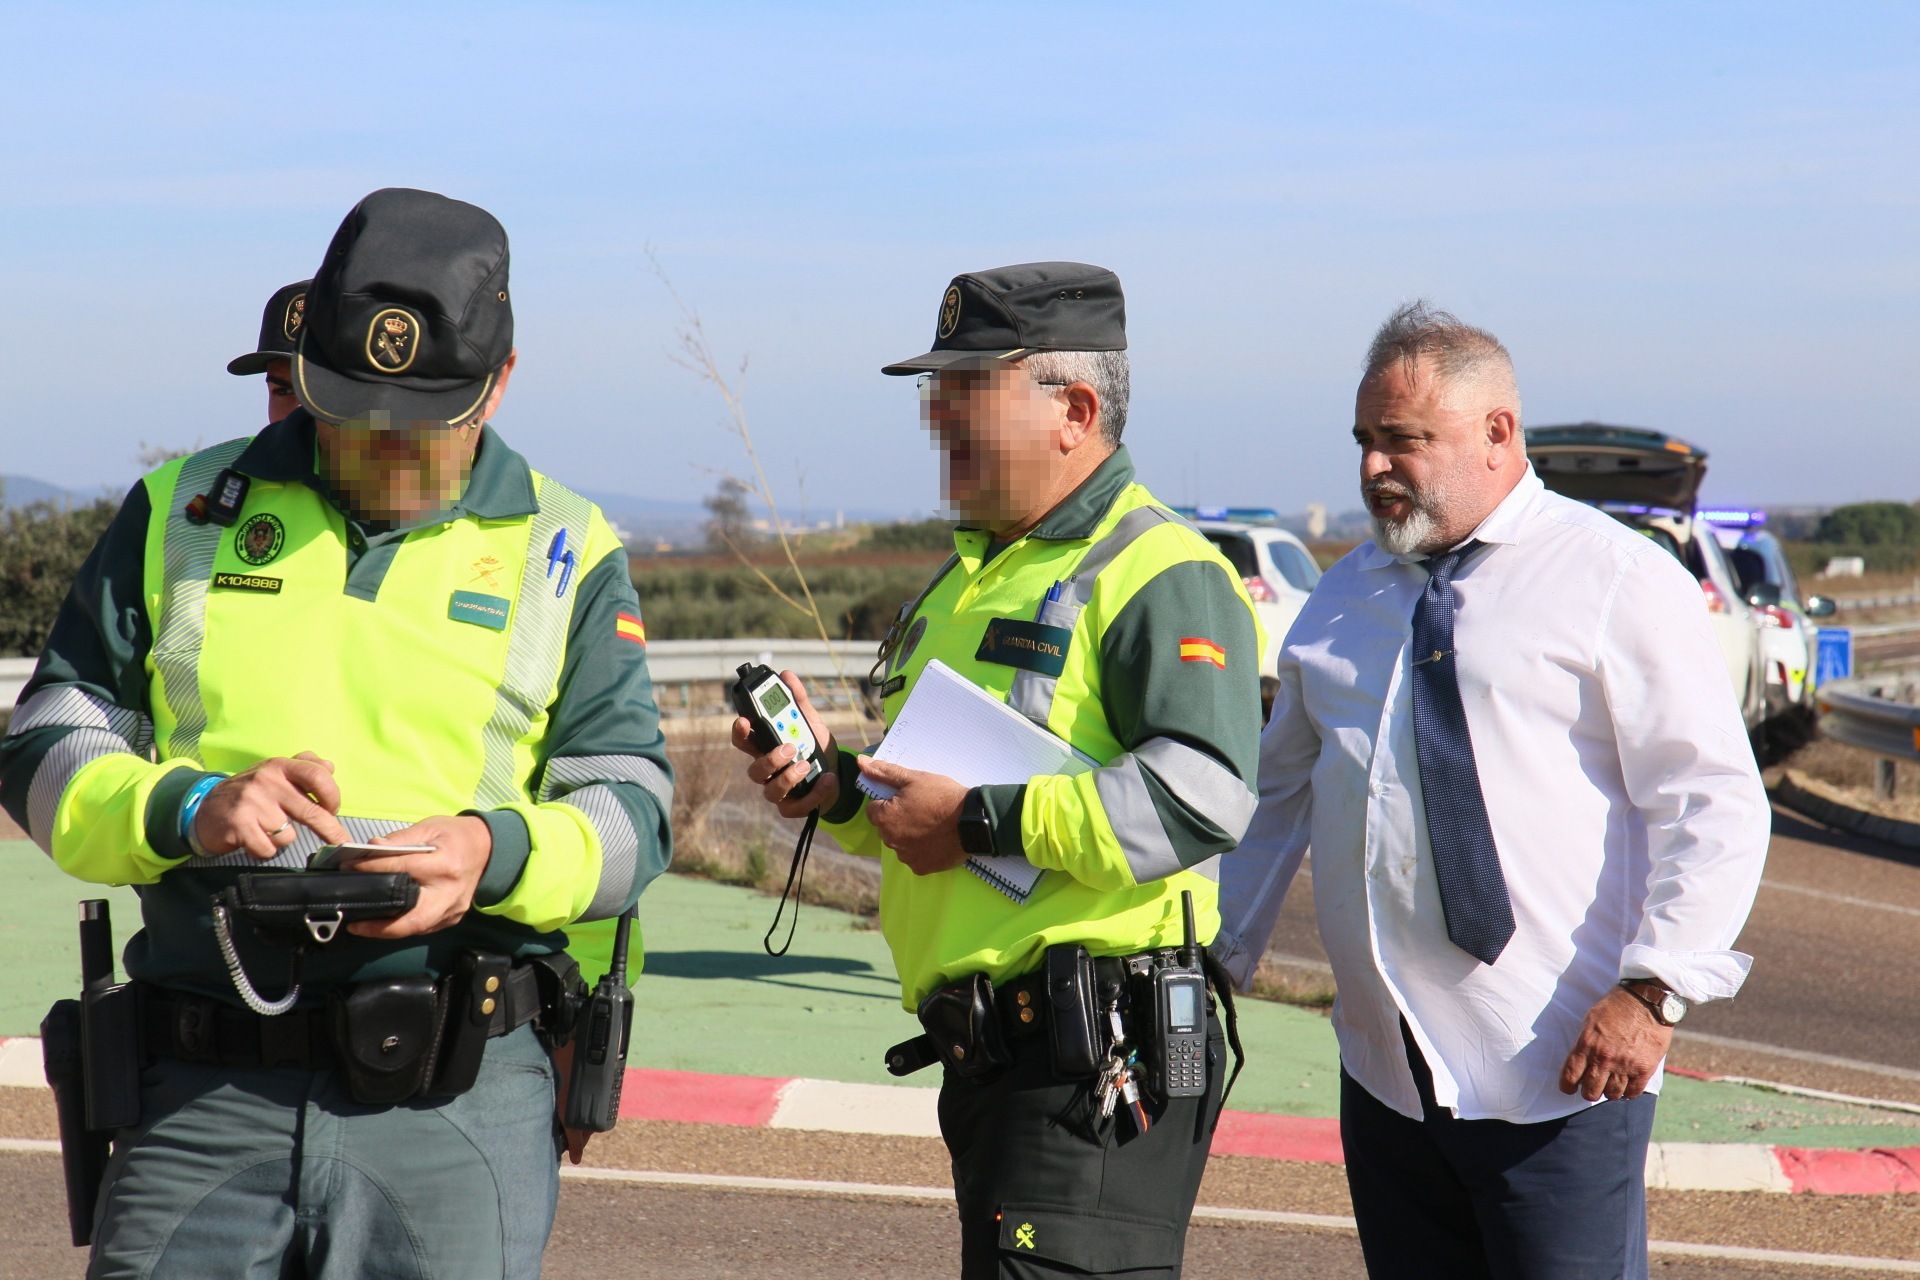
[
  {"left": 918, "top": 360, "right": 1069, "bottom": 532},
  {"left": 1353, "top": 356, "right": 1516, "bottom": 556},
  {"left": 263, "top": 358, "right": 297, "bottom": 424},
  {"left": 316, "top": 419, "right": 482, "bottom": 523}
]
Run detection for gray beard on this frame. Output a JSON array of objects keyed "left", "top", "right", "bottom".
[{"left": 1371, "top": 505, "right": 1441, "bottom": 557}]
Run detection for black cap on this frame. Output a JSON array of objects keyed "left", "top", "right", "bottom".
[
  {"left": 881, "top": 261, "right": 1126, "bottom": 376},
  {"left": 226, "top": 279, "right": 313, "bottom": 376},
  {"left": 293, "top": 188, "right": 513, "bottom": 426}
]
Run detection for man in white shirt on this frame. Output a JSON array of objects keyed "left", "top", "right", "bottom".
[{"left": 1217, "top": 302, "right": 1770, "bottom": 1278}]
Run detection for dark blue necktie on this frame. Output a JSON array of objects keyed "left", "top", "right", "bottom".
[{"left": 1410, "top": 542, "right": 1515, "bottom": 966}]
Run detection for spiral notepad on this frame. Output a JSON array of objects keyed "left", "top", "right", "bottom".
[{"left": 855, "top": 660, "right": 1097, "bottom": 903}]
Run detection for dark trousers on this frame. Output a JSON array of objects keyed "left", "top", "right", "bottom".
[
  {"left": 1339, "top": 1026, "right": 1656, "bottom": 1280},
  {"left": 937, "top": 1012, "right": 1225, "bottom": 1279}
]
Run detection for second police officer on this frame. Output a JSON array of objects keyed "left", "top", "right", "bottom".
[
  {"left": 735, "top": 262, "right": 1263, "bottom": 1279},
  {"left": 226, "top": 278, "right": 311, "bottom": 424}
]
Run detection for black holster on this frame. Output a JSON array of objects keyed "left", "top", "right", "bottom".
[
  {"left": 914, "top": 973, "right": 1011, "bottom": 1080},
  {"left": 41, "top": 1000, "right": 109, "bottom": 1248},
  {"left": 329, "top": 977, "right": 445, "bottom": 1106}
]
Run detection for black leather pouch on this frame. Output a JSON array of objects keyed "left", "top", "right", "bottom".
[
  {"left": 915, "top": 973, "right": 1010, "bottom": 1081},
  {"left": 218, "top": 871, "right": 418, "bottom": 947},
  {"left": 330, "top": 977, "right": 445, "bottom": 1106},
  {"left": 1044, "top": 944, "right": 1103, "bottom": 1079}
]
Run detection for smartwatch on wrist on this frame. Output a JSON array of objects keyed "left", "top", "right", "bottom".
[{"left": 957, "top": 787, "right": 994, "bottom": 856}]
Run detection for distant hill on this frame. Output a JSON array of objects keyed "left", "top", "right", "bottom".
[{"left": 0, "top": 475, "right": 98, "bottom": 509}]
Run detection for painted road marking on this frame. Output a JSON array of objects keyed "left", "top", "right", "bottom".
[
  {"left": 1760, "top": 878, "right": 1920, "bottom": 919},
  {"left": 555, "top": 1164, "right": 1920, "bottom": 1273},
  {"left": 6, "top": 1137, "right": 1919, "bottom": 1263},
  {"left": 1676, "top": 1029, "right": 1920, "bottom": 1085}
]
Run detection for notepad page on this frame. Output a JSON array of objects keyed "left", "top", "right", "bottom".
[{"left": 855, "top": 660, "right": 1096, "bottom": 902}]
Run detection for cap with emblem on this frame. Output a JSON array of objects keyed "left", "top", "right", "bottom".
[
  {"left": 293, "top": 187, "right": 513, "bottom": 426},
  {"left": 226, "top": 279, "right": 314, "bottom": 376},
  {"left": 880, "top": 261, "right": 1125, "bottom": 376}
]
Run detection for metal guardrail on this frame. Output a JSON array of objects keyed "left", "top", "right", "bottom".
[
  {"left": 1818, "top": 679, "right": 1920, "bottom": 770},
  {"left": 3, "top": 642, "right": 877, "bottom": 721},
  {"left": 0, "top": 657, "right": 33, "bottom": 715},
  {"left": 1833, "top": 590, "right": 1920, "bottom": 613}
]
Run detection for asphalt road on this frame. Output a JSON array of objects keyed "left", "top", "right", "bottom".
[
  {"left": 0, "top": 1148, "right": 1896, "bottom": 1280},
  {"left": 1260, "top": 803, "right": 1920, "bottom": 1106}
]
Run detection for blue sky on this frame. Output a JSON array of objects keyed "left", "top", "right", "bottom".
[{"left": 1, "top": 2, "right": 1914, "bottom": 518}]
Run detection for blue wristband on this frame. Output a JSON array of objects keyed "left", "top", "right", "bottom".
[{"left": 178, "top": 774, "right": 228, "bottom": 858}]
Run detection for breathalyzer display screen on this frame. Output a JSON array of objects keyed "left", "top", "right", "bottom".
[
  {"left": 757, "top": 682, "right": 792, "bottom": 717},
  {"left": 1167, "top": 980, "right": 1200, "bottom": 1031}
]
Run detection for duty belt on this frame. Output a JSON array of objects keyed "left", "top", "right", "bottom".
[{"left": 141, "top": 965, "right": 543, "bottom": 1071}]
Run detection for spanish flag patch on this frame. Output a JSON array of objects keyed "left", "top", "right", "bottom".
[
  {"left": 616, "top": 611, "right": 647, "bottom": 645},
  {"left": 1178, "top": 636, "right": 1226, "bottom": 668}
]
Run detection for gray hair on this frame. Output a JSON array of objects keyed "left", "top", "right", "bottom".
[
  {"left": 1364, "top": 301, "right": 1521, "bottom": 421},
  {"left": 1023, "top": 349, "right": 1130, "bottom": 447}
]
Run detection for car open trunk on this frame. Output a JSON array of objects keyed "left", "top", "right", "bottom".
[{"left": 1526, "top": 423, "right": 1708, "bottom": 511}]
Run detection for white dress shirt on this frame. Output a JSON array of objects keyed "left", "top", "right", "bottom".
[{"left": 1216, "top": 468, "right": 1771, "bottom": 1123}]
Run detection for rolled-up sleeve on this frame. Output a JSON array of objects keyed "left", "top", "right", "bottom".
[{"left": 1598, "top": 550, "right": 1771, "bottom": 1002}]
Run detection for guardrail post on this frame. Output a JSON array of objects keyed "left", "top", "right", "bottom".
[{"left": 1876, "top": 757, "right": 1897, "bottom": 801}]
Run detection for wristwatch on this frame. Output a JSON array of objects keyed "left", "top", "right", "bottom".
[
  {"left": 1619, "top": 979, "right": 1689, "bottom": 1027},
  {"left": 958, "top": 787, "right": 995, "bottom": 856}
]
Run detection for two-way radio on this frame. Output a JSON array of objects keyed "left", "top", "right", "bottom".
[
  {"left": 562, "top": 905, "right": 636, "bottom": 1133},
  {"left": 1144, "top": 890, "right": 1209, "bottom": 1100}
]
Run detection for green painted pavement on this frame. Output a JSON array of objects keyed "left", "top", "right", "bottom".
[{"left": 6, "top": 842, "right": 1918, "bottom": 1150}]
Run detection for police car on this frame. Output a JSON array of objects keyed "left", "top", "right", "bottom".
[
  {"left": 1699, "top": 508, "right": 1837, "bottom": 732},
  {"left": 1527, "top": 425, "right": 1769, "bottom": 732},
  {"left": 1172, "top": 506, "right": 1322, "bottom": 716}
]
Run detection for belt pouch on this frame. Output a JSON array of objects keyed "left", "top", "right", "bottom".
[
  {"left": 221, "top": 871, "right": 418, "bottom": 947},
  {"left": 1043, "top": 944, "right": 1103, "bottom": 1078},
  {"left": 429, "top": 951, "right": 509, "bottom": 1098},
  {"left": 915, "top": 973, "right": 1009, "bottom": 1080},
  {"left": 330, "top": 977, "right": 444, "bottom": 1106}
]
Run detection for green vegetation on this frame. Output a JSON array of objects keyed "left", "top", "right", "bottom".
[
  {"left": 1, "top": 498, "right": 117, "bottom": 656},
  {"left": 631, "top": 551, "right": 946, "bottom": 640},
  {"left": 1813, "top": 501, "right": 1920, "bottom": 547}
]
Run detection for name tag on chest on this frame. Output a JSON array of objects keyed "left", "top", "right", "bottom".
[
  {"left": 976, "top": 617, "right": 1071, "bottom": 677},
  {"left": 449, "top": 590, "right": 512, "bottom": 631}
]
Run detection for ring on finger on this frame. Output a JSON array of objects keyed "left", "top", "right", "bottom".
[{"left": 266, "top": 820, "right": 292, "bottom": 837}]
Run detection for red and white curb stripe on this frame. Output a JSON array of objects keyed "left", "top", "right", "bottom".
[{"left": 4, "top": 1038, "right": 1916, "bottom": 1196}]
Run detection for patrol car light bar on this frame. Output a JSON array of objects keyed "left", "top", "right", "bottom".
[
  {"left": 1697, "top": 507, "right": 1768, "bottom": 528},
  {"left": 1172, "top": 505, "right": 1283, "bottom": 526}
]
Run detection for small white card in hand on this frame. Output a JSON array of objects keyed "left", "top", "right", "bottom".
[{"left": 857, "top": 660, "right": 1096, "bottom": 902}]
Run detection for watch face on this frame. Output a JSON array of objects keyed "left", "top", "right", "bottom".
[{"left": 1659, "top": 992, "right": 1687, "bottom": 1024}]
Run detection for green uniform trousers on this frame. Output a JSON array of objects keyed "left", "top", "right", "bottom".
[
  {"left": 87, "top": 1025, "right": 560, "bottom": 1280},
  {"left": 937, "top": 1008, "right": 1226, "bottom": 1279}
]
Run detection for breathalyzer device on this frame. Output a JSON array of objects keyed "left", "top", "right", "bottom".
[
  {"left": 730, "top": 662, "right": 822, "bottom": 799},
  {"left": 1145, "top": 890, "right": 1209, "bottom": 1100}
]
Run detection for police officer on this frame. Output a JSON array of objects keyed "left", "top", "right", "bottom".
[
  {"left": 734, "top": 263, "right": 1263, "bottom": 1278},
  {"left": 0, "top": 188, "right": 672, "bottom": 1278},
  {"left": 226, "top": 278, "right": 311, "bottom": 423}
]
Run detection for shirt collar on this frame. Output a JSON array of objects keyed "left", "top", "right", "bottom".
[
  {"left": 230, "top": 411, "right": 538, "bottom": 523},
  {"left": 1355, "top": 465, "right": 1545, "bottom": 571}
]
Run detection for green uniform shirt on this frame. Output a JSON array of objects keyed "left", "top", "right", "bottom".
[
  {"left": 0, "top": 413, "right": 672, "bottom": 997},
  {"left": 821, "top": 447, "right": 1264, "bottom": 1007}
]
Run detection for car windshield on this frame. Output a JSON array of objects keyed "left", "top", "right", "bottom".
[
  {"left": 1268, "top": 540, "right": 1322, "bottom": 591},
  {"left": 1204, "top": 531, "right": 1259, "bottom": 580}
]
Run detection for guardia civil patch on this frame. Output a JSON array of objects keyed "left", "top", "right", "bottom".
[
  {"left": 282, "top": 291, "right": 307, "bottom": 343},
  {"left": 449, "top": 590, "right": 511, "bottom": 631},
  {"left": 976, "top": 617, "right": 1071, "bottom": 677},
  {"left": 234, "top": 513, "right": 286, "bottom": 566},
  {"left": 366, "top": 307, "right": 419, "bottom": 374}
]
